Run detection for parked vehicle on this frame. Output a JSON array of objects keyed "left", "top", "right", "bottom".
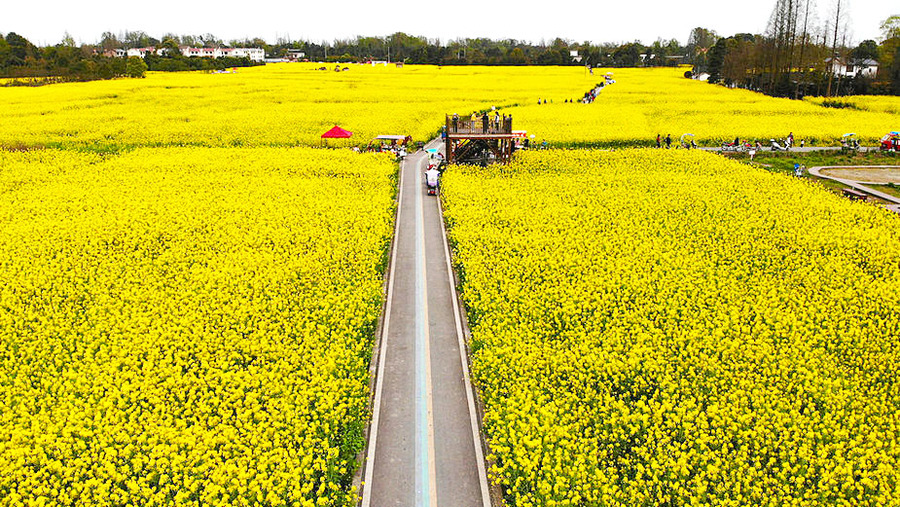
[
  {"left": 841, "top": 133, "right": 861, "bottom": 153},
  {"left": 680, "top": 133, "right": 697, "bottom": 149},
  {"left": 722, "top": 140, "right": 750, "bottom": 152},
  {"left": 770, "top": 138, "right": 790, "bottom": 151},
  {"left": 880, "top": 132, "right": 900, "bottom": 152}
]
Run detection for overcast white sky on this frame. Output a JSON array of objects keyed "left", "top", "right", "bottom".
[{"left": 1, "top": 0, "right": 890, "bottom": 47}]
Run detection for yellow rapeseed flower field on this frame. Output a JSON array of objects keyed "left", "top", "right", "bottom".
[
  {"left": 442, "top": 149, "right": 900, "bottom": 507},
  {"left": 511, "top": 68, "right": 899, "bottom": 147},
  {"left": 3, "top": 65, "right": 895, "bottom": 150},
  {"left": 0, "top": 147, "right": 396, "bottom": 506},
  {"left": 804, "top": 94, "right": 900, "bottom": 115},
  {"left": 0, "top": 63, "right": 592, "bottom": 150},
  {"left": 2, "top": 63, "right": 899, "bottom": 505}
]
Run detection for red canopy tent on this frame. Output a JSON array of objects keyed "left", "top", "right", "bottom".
[{"left": 321, "top": 125, "right": 353, "bottom": 139}]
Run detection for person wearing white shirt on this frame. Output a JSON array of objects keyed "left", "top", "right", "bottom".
[{"left": 425, "top": 167, "right": 440, "bottom": 193}]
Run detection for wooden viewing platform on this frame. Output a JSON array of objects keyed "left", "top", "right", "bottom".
[{"left": 445, "top": 114, "right": 516, "bottom": 165}]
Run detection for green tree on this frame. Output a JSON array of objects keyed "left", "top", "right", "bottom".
[
  {"left": 612, "top": 42, "right": 643, "bottom": 66},
  {"left": 892, "top": 45, "right": 900, "bottom": 94},
  {"left": 707, "top": 38, "right": 727, "bottom": 83},
  {"left": 158, "top": 37, "right": 182, "bottom": 58},
  {"left": 99, "top": 32, "right": 121, "bottom": 52},
  {"left": 125, "top": 55, "right": 147, "bottom": 78},
  {"left": 507, "top": 47, "right": 527, "bottom": 65},
  {"left": 881, "top": 15, "right": 900, "bottom": 39},
  {"left": 879, "top": 15, "right": 900, "bottom": 86},
  {"left": 687, "top": 27, "right": 718, "bottom": 70},
  {"left": 4, "top": 32, "right": 36, "bottom": 66},
  {"left": 851, "top": 40, "right": 879, "bottom": 60},
  {"left": 0, "top": 34, "right": 10, "bottom": 70}
]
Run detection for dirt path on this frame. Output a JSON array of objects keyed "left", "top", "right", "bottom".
[
  {"left": 808, "top": 165, "right": 900, "bottom": 214},
  {"left": 819, "top": 166, "right": 900, "bottom": 184}
]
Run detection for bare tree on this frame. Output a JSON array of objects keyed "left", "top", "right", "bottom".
[
  {"left": 825, "top": 0, "right": 850, "bottom": 96},
  {"left": 766, "top": 0, "right": 804, "bottom": 94}
]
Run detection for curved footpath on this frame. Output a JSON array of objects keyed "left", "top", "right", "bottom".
[
  {"left": 357, "top": 140, "right": 492, "bottom": 507},
  {"left": 808, "top": 165, "right": 900, "bottom": 214}
]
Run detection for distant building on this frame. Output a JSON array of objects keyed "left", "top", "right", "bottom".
[
  {"left": 285, "top": 49, "right": 306, "bottom": 61},
  {"left": 183, "top": 47, "right": 264, "bottom": 61},
  {"left": 126, "top": 47, "right": 157, "bottom": 58},
  {"left": 182, "top": 47, "right": 219, "bottom": 58},
  {"left": 123, "top": 46, "right": 264, "bottom": 62},
  {"left": 235, "top": 48, "right": 265, "bottom": 61},
  {"left": 826, "top": 57, "right": 878, "bottom": 78},
  {"left": 99, "top": 48, "right": 126, "bottom": 58}
]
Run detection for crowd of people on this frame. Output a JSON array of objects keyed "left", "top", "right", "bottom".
[{"left": 447, "top": 110, "right": 512, "bottom": 134}]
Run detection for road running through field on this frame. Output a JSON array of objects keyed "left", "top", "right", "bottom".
[
  {"left": 359, "top": 140, "right": 491, "bottom": 507},
  {"left": 699, "top": 146, "right": 843, "bottom": 153}
]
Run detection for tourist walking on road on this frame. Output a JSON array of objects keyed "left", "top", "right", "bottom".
[
  {"left": 482, "top": 113, "right": 489, "bottom": 133},
  {"left": 425, "top": 165, "right": 440, "bottom": 192},
  {"left": 788, "top": 132, "right": 794, "bottom": 147},
  {"left": 665, "top": 134, "right": 671, "bottom": 149},
  {"left": 656, "top": 134, "right": 661, "bottom": 148}
]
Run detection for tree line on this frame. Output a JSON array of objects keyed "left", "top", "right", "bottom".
[
  {"left": 0, "top": 32, "right": 262, "bottom": 85},
  {"left": 2, "top": 12, "right": 899, "bottom": 96},
  {"left": 699, "top": 12, "right": 899, "bottom": 96}
]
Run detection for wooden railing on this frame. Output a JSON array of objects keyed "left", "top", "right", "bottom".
[{"left": 446, "top": 115, "right": 512, "bottom": 135}]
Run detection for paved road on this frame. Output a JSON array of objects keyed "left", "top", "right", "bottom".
[
  {"left": 700, "top": 146, "right": 844, "bottom": 153},
  {"left": 360, "top": 140, "right": 491, "bottom": 507}
]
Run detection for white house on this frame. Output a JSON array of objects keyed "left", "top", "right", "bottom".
[
  {"left": 124, "top": 46, "right": 264, "bottom": 61},
  {"left": 182, "top": 47, "right": 221, "bottom": 58},
  {"left": 182, "top": 47, "right": 264, "bottom": 61},
  {"left": 126, "top": 47, "right": 157, "bottom": 58},
  {"left": 228, "top": 48, "right": 265, "bottom": 61},
  {"left": 826, "top": 57, "right": 878, "bottom": 78},
  {"left": 285, "top": 49, "right": 306, "bottom": 61}
]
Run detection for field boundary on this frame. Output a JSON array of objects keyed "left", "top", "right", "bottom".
[
  {"left": 437, "top": 192, "right": 504, "bottom": 507},
  {"left": 354, "top": 158, "right": 405, "bottom": 503}
]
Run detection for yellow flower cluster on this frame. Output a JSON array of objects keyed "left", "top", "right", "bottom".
[
  {"left": 0, "top": 147, "right": 396, "bottom": 506},
  {"left": 442, "top": 149, "right": 900, "bottom": 507}
]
